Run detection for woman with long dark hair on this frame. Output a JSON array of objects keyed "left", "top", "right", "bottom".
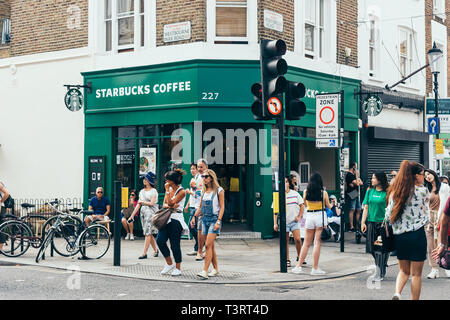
[
  {"left": 423, "top": 169, "right": 441, "bottom": 279},
  {"left": 361, "top": 171, "right": 389, "bottom": 281},
  {"left": 386, "top": 160, "right": 430, "bottom": 300},
  {"left": 292, "top": 172, "right": 331, "bottom": 275},
  {"left": 157, "top": 169, "right": 189, "bottom": 276}
]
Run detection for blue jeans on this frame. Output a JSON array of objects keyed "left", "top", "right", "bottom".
[
  {"left": 156, "top": 219, "right": 183, "bottom": 264},
  {"left": 188, "top": 207, "right": 198, "bottom": 251}
]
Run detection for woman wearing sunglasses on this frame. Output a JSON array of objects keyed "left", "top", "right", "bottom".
[{"left": 192, "top": 169, "right": 225, "bottom": 280}]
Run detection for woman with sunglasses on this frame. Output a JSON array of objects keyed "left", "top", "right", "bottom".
[
  {"left": 193, "top": 169, "right": 225, "bottom": 279},
  {"left": 128, "top": 172, "right": 159, "bottom": 259},
  {"left": 386, "top": 161, "right": 430, "bottom": 300},
  {"left": 121, "top": 189, "right": 138, "bottom": 240}
]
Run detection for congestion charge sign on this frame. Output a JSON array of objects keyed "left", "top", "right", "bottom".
[{"left": 316, "top": 93, "right": 339, "bottom": 148}]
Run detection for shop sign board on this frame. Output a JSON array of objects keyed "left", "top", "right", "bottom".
[
  {"left": 88, "top": 156, "right": 106, "bottom": 199},
  {"left": 65, "top": 88, "right": 83, "bottom": 112},
  {"left": 264, "top": 10, "right": 283, "bottom": 32},
  {"left": 315, "top": 93, "right": 339, "bottom": 148},
  {"left": 163, "top": 21, "right": 191, "bottom": 43}
]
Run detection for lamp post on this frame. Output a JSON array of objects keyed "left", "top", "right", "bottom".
[{"left": 427, "top": 42, "right": 443, "bottom": 139}]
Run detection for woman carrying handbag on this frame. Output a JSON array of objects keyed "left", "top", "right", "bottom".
[
  {"left": 385, "top": 161, "right": 430, "bottom": 300},
  {"left": 361, "top": 171, "right": 389, "bottom": 281}
]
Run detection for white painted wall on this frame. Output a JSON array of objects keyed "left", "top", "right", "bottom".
[{"left": 0, "top": 51, "right": 92, "bottom": 199}]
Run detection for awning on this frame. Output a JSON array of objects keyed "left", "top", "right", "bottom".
[{"left": 360, "top": 83, "right": 425, "bottom": 110}]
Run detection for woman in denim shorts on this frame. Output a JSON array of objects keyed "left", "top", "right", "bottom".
[{"left": 192, "top": 169, "right": 225, "bottom": 280}]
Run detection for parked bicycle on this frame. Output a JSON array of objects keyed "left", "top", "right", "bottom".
[
  {"left": 35, "top": 203, "right": 111, "bottom": 263},
  {"left": 0, "top": 218, "right": 41, "bottom": 258}
]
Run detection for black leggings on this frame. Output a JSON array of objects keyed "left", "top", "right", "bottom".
[{"left": 0, "top": 206, "right": 6, "bottom": 244}]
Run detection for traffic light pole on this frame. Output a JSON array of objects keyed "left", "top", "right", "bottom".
[
  {"left": 339, "top": 90, "right": 345, "bottom": 253},
  {"left": 277, "top": 101, "right": 287, "bottom": 273}
]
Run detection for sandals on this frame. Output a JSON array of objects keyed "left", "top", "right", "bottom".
[
  {"left": 153, "top": 250, "right": 159, "bottom": 257},
  {"left": 287, "top": 260, "right": 291, "bottom": 267}
]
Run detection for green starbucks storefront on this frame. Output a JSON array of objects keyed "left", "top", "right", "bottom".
[{"left": 82, "top": 60, "right": 360, "bottom": 239}]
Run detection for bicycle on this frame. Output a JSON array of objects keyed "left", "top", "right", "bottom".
[
  {"left": 0, "top": 218, "right": 41, "bottom": 257},
  {"left": 40, "top": 200, "right": 83, "bottom": 242},
  {"left": 35, "top": 204, "right": 111, "bottom": 263}
]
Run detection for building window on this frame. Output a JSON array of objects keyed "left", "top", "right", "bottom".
[
  {"left": 398, "top": 28, "right": 414, "bottom": 79},
  {"left": 368, "top": 16, "right": 379, "bottom": 76},
  {"left": 0, "top": 18, "right": 10, "bottom": 45},
  {"left": 104, "top": 0, "right": 145, "bottom": 53},
  {"left": 304, "top": 0, "right": 324, "bottom": 59},
  {"left": 433, "top": 0, "right": 446, "bottom": 21},
  {"left": 215, "top": 0, "right": 247, "bottom": 43}
]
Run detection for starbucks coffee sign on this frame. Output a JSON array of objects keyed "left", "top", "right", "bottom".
[
  {"left": 363, "top": 95, "right": 383, "bottom": 117},
  {"left": 64, "top": 88, "right": 83, "bottom": 112}
]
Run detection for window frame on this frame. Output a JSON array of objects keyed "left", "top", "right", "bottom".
[
  {"left": 214, "top": 0, "right": 249, "bottom": 43},
  {"left": 103, "top": 0, "right": 146, "bottom": 53},
  {"left": 368, "top": 15, "right": 380, "bottom": 76},
  {"left": 398, "top": 27, "right": 415, "bottom": 80},
  {"left": 303, "top": 0, "right": 325, "bottom": 59}
]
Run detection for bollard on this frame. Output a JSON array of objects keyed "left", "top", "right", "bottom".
[{"left": 113, "top": 181, "right": 122, "bottom": 266}]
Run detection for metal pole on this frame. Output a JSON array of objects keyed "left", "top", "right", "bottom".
[
  {"left": 434, "top": 72, "right": 440, "bottom": 139},
  {"left": 340, "top": 90, "right": 345, "bottom": 253},
  {"left": 113, "top": 181, "right": 122, "bottom": 266},
  {"left": 278, "top": 99, "right": 287, "bottom": 273}
]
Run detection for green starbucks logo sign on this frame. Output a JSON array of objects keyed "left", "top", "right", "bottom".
[
  {"left": 363, "top": 95, "right": 383, "bottom": 117},
  {"left": 65, "top": 88, "right": 83, "bottom": 112}
]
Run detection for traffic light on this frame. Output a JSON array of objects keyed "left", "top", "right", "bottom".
[
  {"left": 251, "top": 82, "right": 270, "bottom": 120},
  {"left": 260, "top": 39, "right": 288, "bottom": 118},
  {"left": 285, "top": 81, "right": 306, "bottom": 120}
]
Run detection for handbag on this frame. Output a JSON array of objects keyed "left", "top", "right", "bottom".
[
  {"left": 3, "top": 195, "right": 14, "bottom": 209},
  {"left": 438, "top": 250, "right": 450, "bottom": 270},
  {"left": 379, "top": 219, "right": 395, "bottom": 253},
  {"left": 151, "top": 208, "right": 174, "bottom": 230},
  {"left": 321, "top": 190, "right": 331, "bottom": 241},
  {"left": 347, "top": 189, "right": 359, "bottom": 200}
]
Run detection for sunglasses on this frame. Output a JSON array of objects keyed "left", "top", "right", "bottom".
[
  {"left": 130, "top": 194, "right": 136, "bottom": 196},
  {"left": 97, "top": 191, "right": 103, "bottom": 194},
  {"left": 202, "top": 175, "right": 210, "bottom": 179}
]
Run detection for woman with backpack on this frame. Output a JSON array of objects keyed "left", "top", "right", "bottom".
[
  {"left": 361, "top": 171, "right": 389, "bottom": 281},
  {"left": 193, "top": 169, "right": 225, "bottom": 280},
  {"left": 292, "top": 172, "right": 331, "bottom": 275},
  {"left": 157, "top": 169, "right": 188, "bottom": 276}
]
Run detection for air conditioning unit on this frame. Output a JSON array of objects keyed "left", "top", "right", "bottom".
[{"left": 298, "top": 162, "right": 310, "bottom": 191}]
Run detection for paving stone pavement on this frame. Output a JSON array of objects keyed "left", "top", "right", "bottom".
[{"left": 0, "top": 232, "right": 397, "bottom": 284}]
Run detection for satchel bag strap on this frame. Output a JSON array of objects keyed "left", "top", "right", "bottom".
[{"left": 321, "top": 189, "right": 324, "bottom": 227}]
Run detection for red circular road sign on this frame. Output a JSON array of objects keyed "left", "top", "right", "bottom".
[
  {"left": 267, "top": 97, "right": 282, "bottom": 115},
  {"left": 319, "top": 106, "right": 335, "bottom": 125}
]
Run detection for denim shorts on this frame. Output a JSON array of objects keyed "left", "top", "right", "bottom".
[
  {"left": 202, "top": 216, "right": 221, "bottom": 236},
  {"left": 286, "top": 221, "right": 300, "bottom": 233},
  {"left": 347, "top": 196, "right": 361, "bottom": 210}
]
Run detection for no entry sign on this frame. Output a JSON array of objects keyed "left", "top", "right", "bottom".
[
  {"left": 267, "top": 97, "right": 282, "bottom": 116},
  {"left": 316, "top": 93, "right": 339, "bottom": 148}
]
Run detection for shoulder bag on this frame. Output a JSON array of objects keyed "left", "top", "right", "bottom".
[
  {"left": 3, "top": 195, "right": 14, "bottom": 209},
  {"left": 438, "top": 249, "right": 450, "bottom": 270},
  {"left": 379, "top": 219, "right": 395, "bottom": 253},
  {"left": 151, "top": 187, "right": 183, "bottom": 230},
  {"left": 321, "top": 189, "right": 332, "bottom": 241}
]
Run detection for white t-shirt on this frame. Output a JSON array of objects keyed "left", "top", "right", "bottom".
[
  {"left": 139, "top": 188, "right": 158, "bottom": 208},
  {"left": 192, "top": 173, "right": 204, "bottom": 209},
  {"left": 202, "top": 187, "right": 224, "bottom": 216},
  {"left": 286, "top": 190, "right": 304, "bottom": 224}
]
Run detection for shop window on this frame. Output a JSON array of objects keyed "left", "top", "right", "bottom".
[
  {"left": 117, "top": 137, "right": 136, "bottom": 189},
  {"left": 118, "top": 126, "right": 136, "bottom": 138},
  {"left": 215, "top": 0, "right": 248, "bottom": 43},
  {"left": 160, "top": 124, "right": 182, "bottom": 137},
  {"left": 104, "top": 0, "right": 145, "bottom": 53},
  {"left": 138, "top": 125, "right": 157, "bottom": 137}
]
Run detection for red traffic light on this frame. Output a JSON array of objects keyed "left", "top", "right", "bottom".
[{"left": 251, "top": 82, "right": 262, "bottom": 99}]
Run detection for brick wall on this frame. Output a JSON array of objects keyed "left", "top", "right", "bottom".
[
  {"left": 10, "top": 0, "right": 88, "bottom": 57},
  {"left": 258, "top": 0, "right": 294, "bottom": 51},
  {"left": 156, "top": 0, "right": 206, "bottom": 46},
  {"left": 336, "top": 0, "right": 358, "bottom": 67}
]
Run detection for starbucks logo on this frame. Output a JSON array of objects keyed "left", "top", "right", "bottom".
[
  {"left": 363, "top": 95, "right": 383, "bottom": 117},
  {"left": 65, "top": 88, "right": 83, "bottom": 112}
]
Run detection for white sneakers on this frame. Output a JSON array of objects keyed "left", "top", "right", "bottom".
[
  {"left": 392, "top": 293, "right": 402, "bottom": 300},
  {"left": 197, "top": 270, "right": 209, "bottom": 279},
  {"left": 291, "top": 266, "right": 303, "bottom": 274},
  {"left": 160, "top": 263, "right": 175, "bottom": 275},
  {"left": 186, "top": 250, "right": 197, "bottom": 256},
  {"left": 292, "top": 266, "right": 326, "bottom": 275},
  {"left": 129, "top": 234, "right": 135, "bottom": 241},
  {"left": 171, "top": 268, "right": 181, "bottom": 276},
  {"left": 125, "top": 234, "right": 135, "bottom": 240},
  {"left": 208, "top": 269, "right": 219, "bottom": 277},
  {"left": 310, "top": 268, "right": 326, "bottom": 275},
  {"left": 427, "top": 268, "right": 439, "bottom": 279}
]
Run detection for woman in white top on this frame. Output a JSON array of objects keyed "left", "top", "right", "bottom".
[
  {"left": 128, "top": 172, "right": 159, "bottom": 259},
  {"left": 0, "top": 181, "right": 11, "bottom": 252},
  {"left": 157, "top": 169, "right": 188, "bottom": 277},
  {"left": 385, "top": 160, "right": 429, "bottom": 300},
  {"left": 192, "top": 169, "right": 225, "bottom": 280}
]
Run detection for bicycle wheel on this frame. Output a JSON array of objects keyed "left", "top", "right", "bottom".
[
  {"left": 51, "top": 223, "right": 80, "bottom": 257},
  {"left": 35, "top": 229, "right": 54, "bottom": 263},
  {"left": 79, "top": 225, "right": 110, "bottom": 259},
  {"left": 0, "top": 220, "right": 33, "bottom": 258},
  {"left": 42, "top": 215, "right": 82, "bottom": 241}
]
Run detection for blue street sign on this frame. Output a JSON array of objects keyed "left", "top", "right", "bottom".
[{"left": 428, "top": 117, "right": 440, "bottom": 135}]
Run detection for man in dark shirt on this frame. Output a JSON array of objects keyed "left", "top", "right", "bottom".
[
  {"left": 85, "top": 187, "right": 110, "bottom": 227},
  {"left": 345, "top": 162, "right": 363, "bottom": 232}
]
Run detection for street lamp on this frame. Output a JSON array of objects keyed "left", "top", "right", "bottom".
[{"left": 427, "top": 42, "right": 443, "bottom": 138}]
